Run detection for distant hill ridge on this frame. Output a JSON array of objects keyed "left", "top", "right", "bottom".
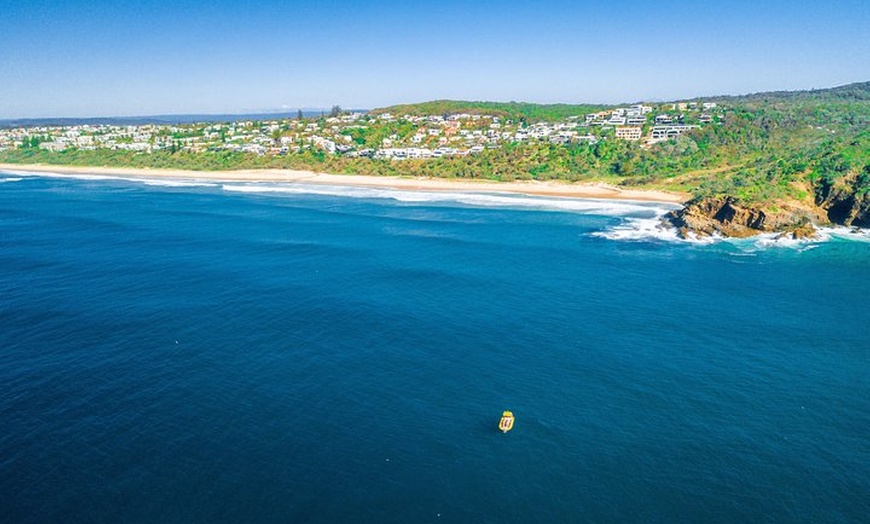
[
  {"left": 374, "top": 81, "right": 870, "bottom": 121},
  {"left": 369, "top": 100, "right": 610, "bottom": 122},
  {"left": 702, "top": 81, "right": 870, "bottom": 103},
  {"left": 3, "top": 82, "right": 866, "bottom": 128}
]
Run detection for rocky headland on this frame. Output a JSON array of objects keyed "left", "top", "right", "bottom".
[{"left": 665, "top": 176, "right": 870, "bottom": 239}]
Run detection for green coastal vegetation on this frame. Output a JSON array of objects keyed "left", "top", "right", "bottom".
[
  {"left": 369, "top": 100, "right": 610, "bottom": 122},
  {"left": 2, "top": 82, "right": 868, "bottom": 233}
]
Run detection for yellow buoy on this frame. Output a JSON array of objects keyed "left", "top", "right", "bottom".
[{"left": 499, "top": 410, "right": 515, "bottom": 433}]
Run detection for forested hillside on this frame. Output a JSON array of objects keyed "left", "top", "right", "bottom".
[{"left": 370, "top": 100, "right": 608, "bottom": 122}]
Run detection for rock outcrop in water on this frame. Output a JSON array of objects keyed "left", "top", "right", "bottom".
[
  {"left": 664, "top": 196, "right": 827, "bottom": 239},
  {"left": 665, "top": 177, "right": 870, "bottom": 239}
]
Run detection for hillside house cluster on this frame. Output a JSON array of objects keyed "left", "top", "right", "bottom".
[{"left": 0, "top": 100, "right": 725, "bottom": 159}]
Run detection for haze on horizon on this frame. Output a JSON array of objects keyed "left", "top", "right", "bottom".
[{"left": 2, "top": 0, "right": 868, "bottom": 119}]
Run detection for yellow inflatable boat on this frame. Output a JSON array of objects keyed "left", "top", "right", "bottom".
[{"left": 499, "top": 410, "right": 515, "bottom": 433}]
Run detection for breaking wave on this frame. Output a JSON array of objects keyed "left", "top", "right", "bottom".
[
  {"left": 139, "top": 179, "right": 219, "bottom": 188},
  {"left": 593, "top": 215, "right": 870, "bottom": 248},
  {"left": 220, "top": 182, "right": 677, "bottom": 216},
  {"left": 0, "top": 170, "right": 217, "bottom": 188},
  {"left": 591, "top": 212, "right": 719, "bottom": 244},
  {"left": 749, "top": 226, "right": 870, "bottom": 248}
]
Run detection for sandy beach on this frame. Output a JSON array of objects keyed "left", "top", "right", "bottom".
[{"left": 0, "top": 163, "right": 688, "bottom": 203}]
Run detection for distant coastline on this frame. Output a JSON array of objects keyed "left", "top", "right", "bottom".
[
  {"left": 2, "top": 82, "right": 866, "bottom": 236},
  {"left": 0, "top": 163, "right": 689, "bottom": 203}
]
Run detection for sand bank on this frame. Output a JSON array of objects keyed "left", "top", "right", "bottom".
[{"left": 0, "top": 163, "right": 688, "bottom": 203}]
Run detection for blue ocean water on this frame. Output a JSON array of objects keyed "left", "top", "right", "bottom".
[{"left": 1, "top": 171, "right": 868, "bottom": 523}]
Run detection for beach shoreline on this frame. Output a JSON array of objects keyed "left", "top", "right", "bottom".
[{"left": 0, "top": 163, "right": 688, "bottom": 203}]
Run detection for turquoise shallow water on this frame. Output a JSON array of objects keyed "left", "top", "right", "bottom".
[{"left": 1, "top": 172, "right": 868, "bottom": 523}]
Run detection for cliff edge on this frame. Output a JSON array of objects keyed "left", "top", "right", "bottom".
[{"left": 665, "top": 175, "right": 870, "bottom": 238}]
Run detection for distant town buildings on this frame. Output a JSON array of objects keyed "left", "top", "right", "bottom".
[
  {"left": 649, "top": 125, "right": 700, "bottom": 142},
  {"left": 0, "top": 100, "right": 725, "bottom": 159},
  {"left": 615, "top": 126, "right": 642, "bottom": 141}
]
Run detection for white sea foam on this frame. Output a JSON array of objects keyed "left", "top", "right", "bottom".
[
  {"left": 400, "top": 192, "right": 668, "bottom": 215},
  {"left": 139, "top": 179, "right": 218, "bottom": 188},
  {"left": 591, "top": 216, "right": 722, "bottom": 244},
  {"left": 0, "top": 169, "right": 34, "bottom": 176},
  {"left": 0, "top": 177, "right": 23, "bottom": 183},
  {"left": 593, "top": 216, "right": 679, "bottom": 242},
  {"left": 594, "top": 212, "right": 870, "bottom": 248},
  {"left": 33, "top": 172, "right": 127, "bottom": 182},
  {"left": 751, "top": 232, "right": 817, "bottom": 249},
  {"left": 220, "top": 182, "right": 677, "bottom": 216},
  {"left": 221, "top": 183, "right": 346, "bottom": 196},
  {"left": 749, "top": 226, "right": 870, "bottom": 249},
  {"left": 11, "top": 171, "right": 165, "bottom": 184},
  {"left": 3, "top": 170, "right": 217, "bottom": 188},
  {"left": 823, "top": 225, "right": 870, "bottom": 242}
]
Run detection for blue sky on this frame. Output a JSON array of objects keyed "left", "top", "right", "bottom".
[{"left": 1, "top": 0, "right": 868, "bottom": 118}]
